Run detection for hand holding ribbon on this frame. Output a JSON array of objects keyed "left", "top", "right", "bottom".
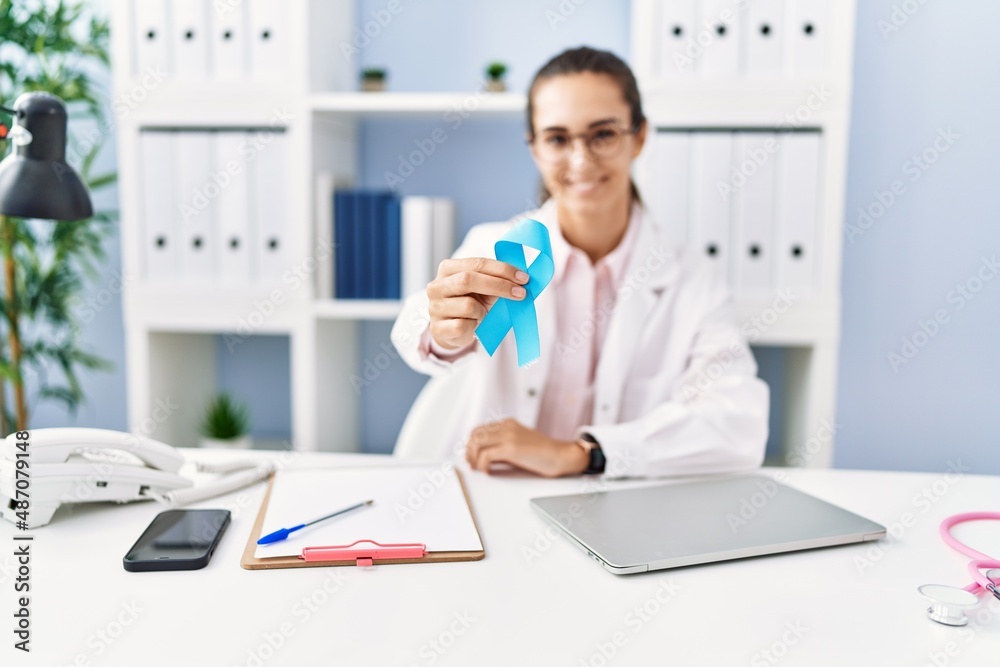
[{"left": 474, "top": 219, "right": 553, "bottom": 367}]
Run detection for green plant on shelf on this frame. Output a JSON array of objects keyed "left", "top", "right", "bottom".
[
  {"left": 362, "top": 67, "right": 387, "bottom": 81},
  {"left": 361, "top": 67, "right": 387, "bottom": 92},
  {"left": 199, "top": 393, "right": 251, "bottom": 441},
  {"left": 485, "top": 62, "right": 508, "bottom": 92},
  {"left": 0, "top": 0, "right": 116, "bottom": 435},
  {"left": 486, "top": 62, "right": 507, "bottom": 81}
]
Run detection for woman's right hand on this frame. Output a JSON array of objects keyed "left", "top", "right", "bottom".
[{"left": 426, "top": 258, "right": 531, "bottom": 350}]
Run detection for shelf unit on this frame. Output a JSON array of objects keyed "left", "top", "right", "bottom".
[
  {"left": 113, "top": 0, "right": 854, "bottom": 465},
  {"left": 631, "top": 0, "right": 857, "bottom": 467}
]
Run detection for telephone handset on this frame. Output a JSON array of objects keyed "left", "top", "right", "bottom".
[{"left": 1, "top": 428, "right": 275, "bottom": 528}]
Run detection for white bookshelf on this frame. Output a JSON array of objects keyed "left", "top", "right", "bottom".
[
  {"left": 113, "top": 0, "right": 854, "bottom": 466},
  {"left": 631, "top": 0, "right": 857, "bottom": 468},
  {"left": 110, "top": 0, "right": 534, "bottom": 453}
]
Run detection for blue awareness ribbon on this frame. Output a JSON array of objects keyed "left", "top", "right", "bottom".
[{"left": 475, "top": 218, "right": 554, "bottom": 367}]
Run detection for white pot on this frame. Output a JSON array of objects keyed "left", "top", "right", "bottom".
[{"left": 201, "top": 435, "right": 253, "bottom": 450}]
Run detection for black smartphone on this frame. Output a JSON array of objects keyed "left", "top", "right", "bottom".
[{"left": 123, "top": 509, "right": 231, "bottom": 572}]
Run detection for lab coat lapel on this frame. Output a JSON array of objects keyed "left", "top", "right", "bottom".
[{"left": 593, "top": 211, "right": 680, "bottom": 426}]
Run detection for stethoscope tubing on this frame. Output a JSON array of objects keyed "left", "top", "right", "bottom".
[{"left": 939, "top": 512, "right": 1000, "bottom": 596}]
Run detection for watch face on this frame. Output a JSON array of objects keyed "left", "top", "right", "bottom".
[{"left": 588, "top": 445, "right": 606, "bottom": 474}]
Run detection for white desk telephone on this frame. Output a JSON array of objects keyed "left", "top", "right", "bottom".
[{"left": 0, "top": 428, "right": 275, "bottom": 528}]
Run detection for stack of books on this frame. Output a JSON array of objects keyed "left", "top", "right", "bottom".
[{"left": 318, "top": 182, "right": 454, "bottom": 301}]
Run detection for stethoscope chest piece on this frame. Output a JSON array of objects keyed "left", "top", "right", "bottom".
[{"left": 918, "top": 584, "right": 980, "bottom": 626}]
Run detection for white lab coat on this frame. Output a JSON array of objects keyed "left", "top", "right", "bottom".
[{"left": 390, "top": 199, "right": 769, "bottom": 479}]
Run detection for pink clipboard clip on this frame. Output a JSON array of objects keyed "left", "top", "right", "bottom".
[{"left": 299, "top": 539, "right": 428, "bottom": 566}]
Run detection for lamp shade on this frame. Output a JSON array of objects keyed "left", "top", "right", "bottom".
[{"left": 0, "top": 92, "right": 93, "bottom": 221}]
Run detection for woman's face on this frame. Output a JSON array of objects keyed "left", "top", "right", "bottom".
[{"left": 529, "top": 71, "right": 646, "bottom": 216}]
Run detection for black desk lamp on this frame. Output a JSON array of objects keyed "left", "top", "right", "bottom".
[{"left": 0, "top": 91, "right": 93, "bottom": 220}]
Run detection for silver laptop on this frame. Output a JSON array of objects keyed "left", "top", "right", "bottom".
[{"left": 529, "top": 475, "right": 886, "bottom": 574}]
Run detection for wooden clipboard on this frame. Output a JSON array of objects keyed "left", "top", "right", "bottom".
[{"left": 240, "top": 467, "right": 486, "bottom": 569}]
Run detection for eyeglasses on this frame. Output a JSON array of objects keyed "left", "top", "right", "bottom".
[{"left": 529, "top": 124, "right": 637, "bottom": 163}]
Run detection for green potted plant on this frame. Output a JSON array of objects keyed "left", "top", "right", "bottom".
[
  {"left": 0, "top": 0, "right": 115, "bottom": 435},
  {"left": 361, "top": 67, "right": 387, "bottom": 92},
  {"left": 485, "top": 62, "right": 508, "bottom": 92},
  {"left": 199, "top": 393, "right": 252, "bottom": 450}
]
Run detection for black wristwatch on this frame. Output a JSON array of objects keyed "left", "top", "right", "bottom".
[{"left": 579, "top": 434, "right": 606, "bottom": 475}]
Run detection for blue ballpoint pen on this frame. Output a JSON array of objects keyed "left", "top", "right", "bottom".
[{"left": 257, "top": 499, "right": 374, "bottom": 545}]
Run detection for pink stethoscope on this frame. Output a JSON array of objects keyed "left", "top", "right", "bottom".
[{"left": 918, "top": 512, "right": 1000, "bottom": 626}]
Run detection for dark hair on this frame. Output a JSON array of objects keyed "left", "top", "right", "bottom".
[{"left": 527, "top": 46, "right": 646, "bottom": 205}]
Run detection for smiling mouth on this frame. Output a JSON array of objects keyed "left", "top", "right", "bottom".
[{"left": 565, "top": 176, "right": 608, "bottom": 193}]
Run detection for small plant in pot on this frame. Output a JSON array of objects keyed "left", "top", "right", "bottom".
[
  {"left": 361, "top": 67, "right": 387, "bottom": 92},
  {"left": 199, "top": 393, "right": 252, "bottom": 449},
  {"left": 485, "top": 62, "right": 508, "bottom": 92}
]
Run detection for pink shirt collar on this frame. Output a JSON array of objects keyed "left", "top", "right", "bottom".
[{"left": 542, "top": 199, "right": 642, "bottom": 287}]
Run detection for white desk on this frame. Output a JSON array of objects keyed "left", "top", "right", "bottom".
[{"left": 3, "top": 452, "right": 999, "bottom": 666}]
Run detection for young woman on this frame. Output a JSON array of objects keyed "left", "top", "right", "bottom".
[{"left": 391, "top": 47, "right": 768, "bottom": 478}]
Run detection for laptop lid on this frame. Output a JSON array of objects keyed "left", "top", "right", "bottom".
[{"left": 529, "top": 475, "right": 886, "bottom": 574}]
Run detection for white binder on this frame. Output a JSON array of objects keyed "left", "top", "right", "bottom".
[
  {"left": 248, "top": 0, "right": 290, "bottom": 81},
  {"left": 173, "top": 132, "right": 216, "bottom": 282},
  {"left": 314, "top": 171, "right": 335, "bottom": 300},
  {"left": 659, "top": 1, "right": 697, "bottom": 79},
  {"left": 697, "top": 0, "right": 740, "bottom": 77},
  {"left": 252, "top": 130, "right": 291, "bottom": 285},
  {"left": 212, "top": 1, "right": 247, "bottom": 81},
  {"left": 213, "top": 132, "right": 253, "bottom": 284},
  {"left": 774, "top": 132, "right": 821, "bottom": 296},
  {"left": 401, "top": 197, "right": 435, "bottom": 300},
  {"left": 745, "top": 0, "right": 785, "bottom": 76},
  {"left": 139, "top": 131, "right": 177, "bottom": 282},
  {"left": 654, "top": 131, "right": 691, "bottom": 247},
  {"left": 431, "top": 198, "right": 456, "bottom": 276},
  {"left": 171, "top": 0, "right": 210, "bottom": 82},
  {"left": 689, "top": 132, "right": 733, "bottom": 279},
  {"left": 732, "top": 133, "right": 777, "bottom": 296},
  {"left": 131, "top": 0, "right": 171, "bottom": 78},
  {"left": 788, "top": 0, "right": 828, "bottom": 75}
]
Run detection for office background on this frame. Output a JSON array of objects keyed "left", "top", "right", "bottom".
[{"left": 25, "top": 0, "right": 999, "bottom": 474}]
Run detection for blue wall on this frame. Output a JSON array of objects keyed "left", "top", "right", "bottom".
[
  {"left": 835, "top": 0, "right": 1000, "bottom": 472},
  {"left": 28, "top": 0, "right": 999, "bottom": 473}
]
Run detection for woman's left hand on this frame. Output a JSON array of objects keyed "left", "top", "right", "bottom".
[{"left": 464, "top": 418, "right": 589, "bottom": 478}]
